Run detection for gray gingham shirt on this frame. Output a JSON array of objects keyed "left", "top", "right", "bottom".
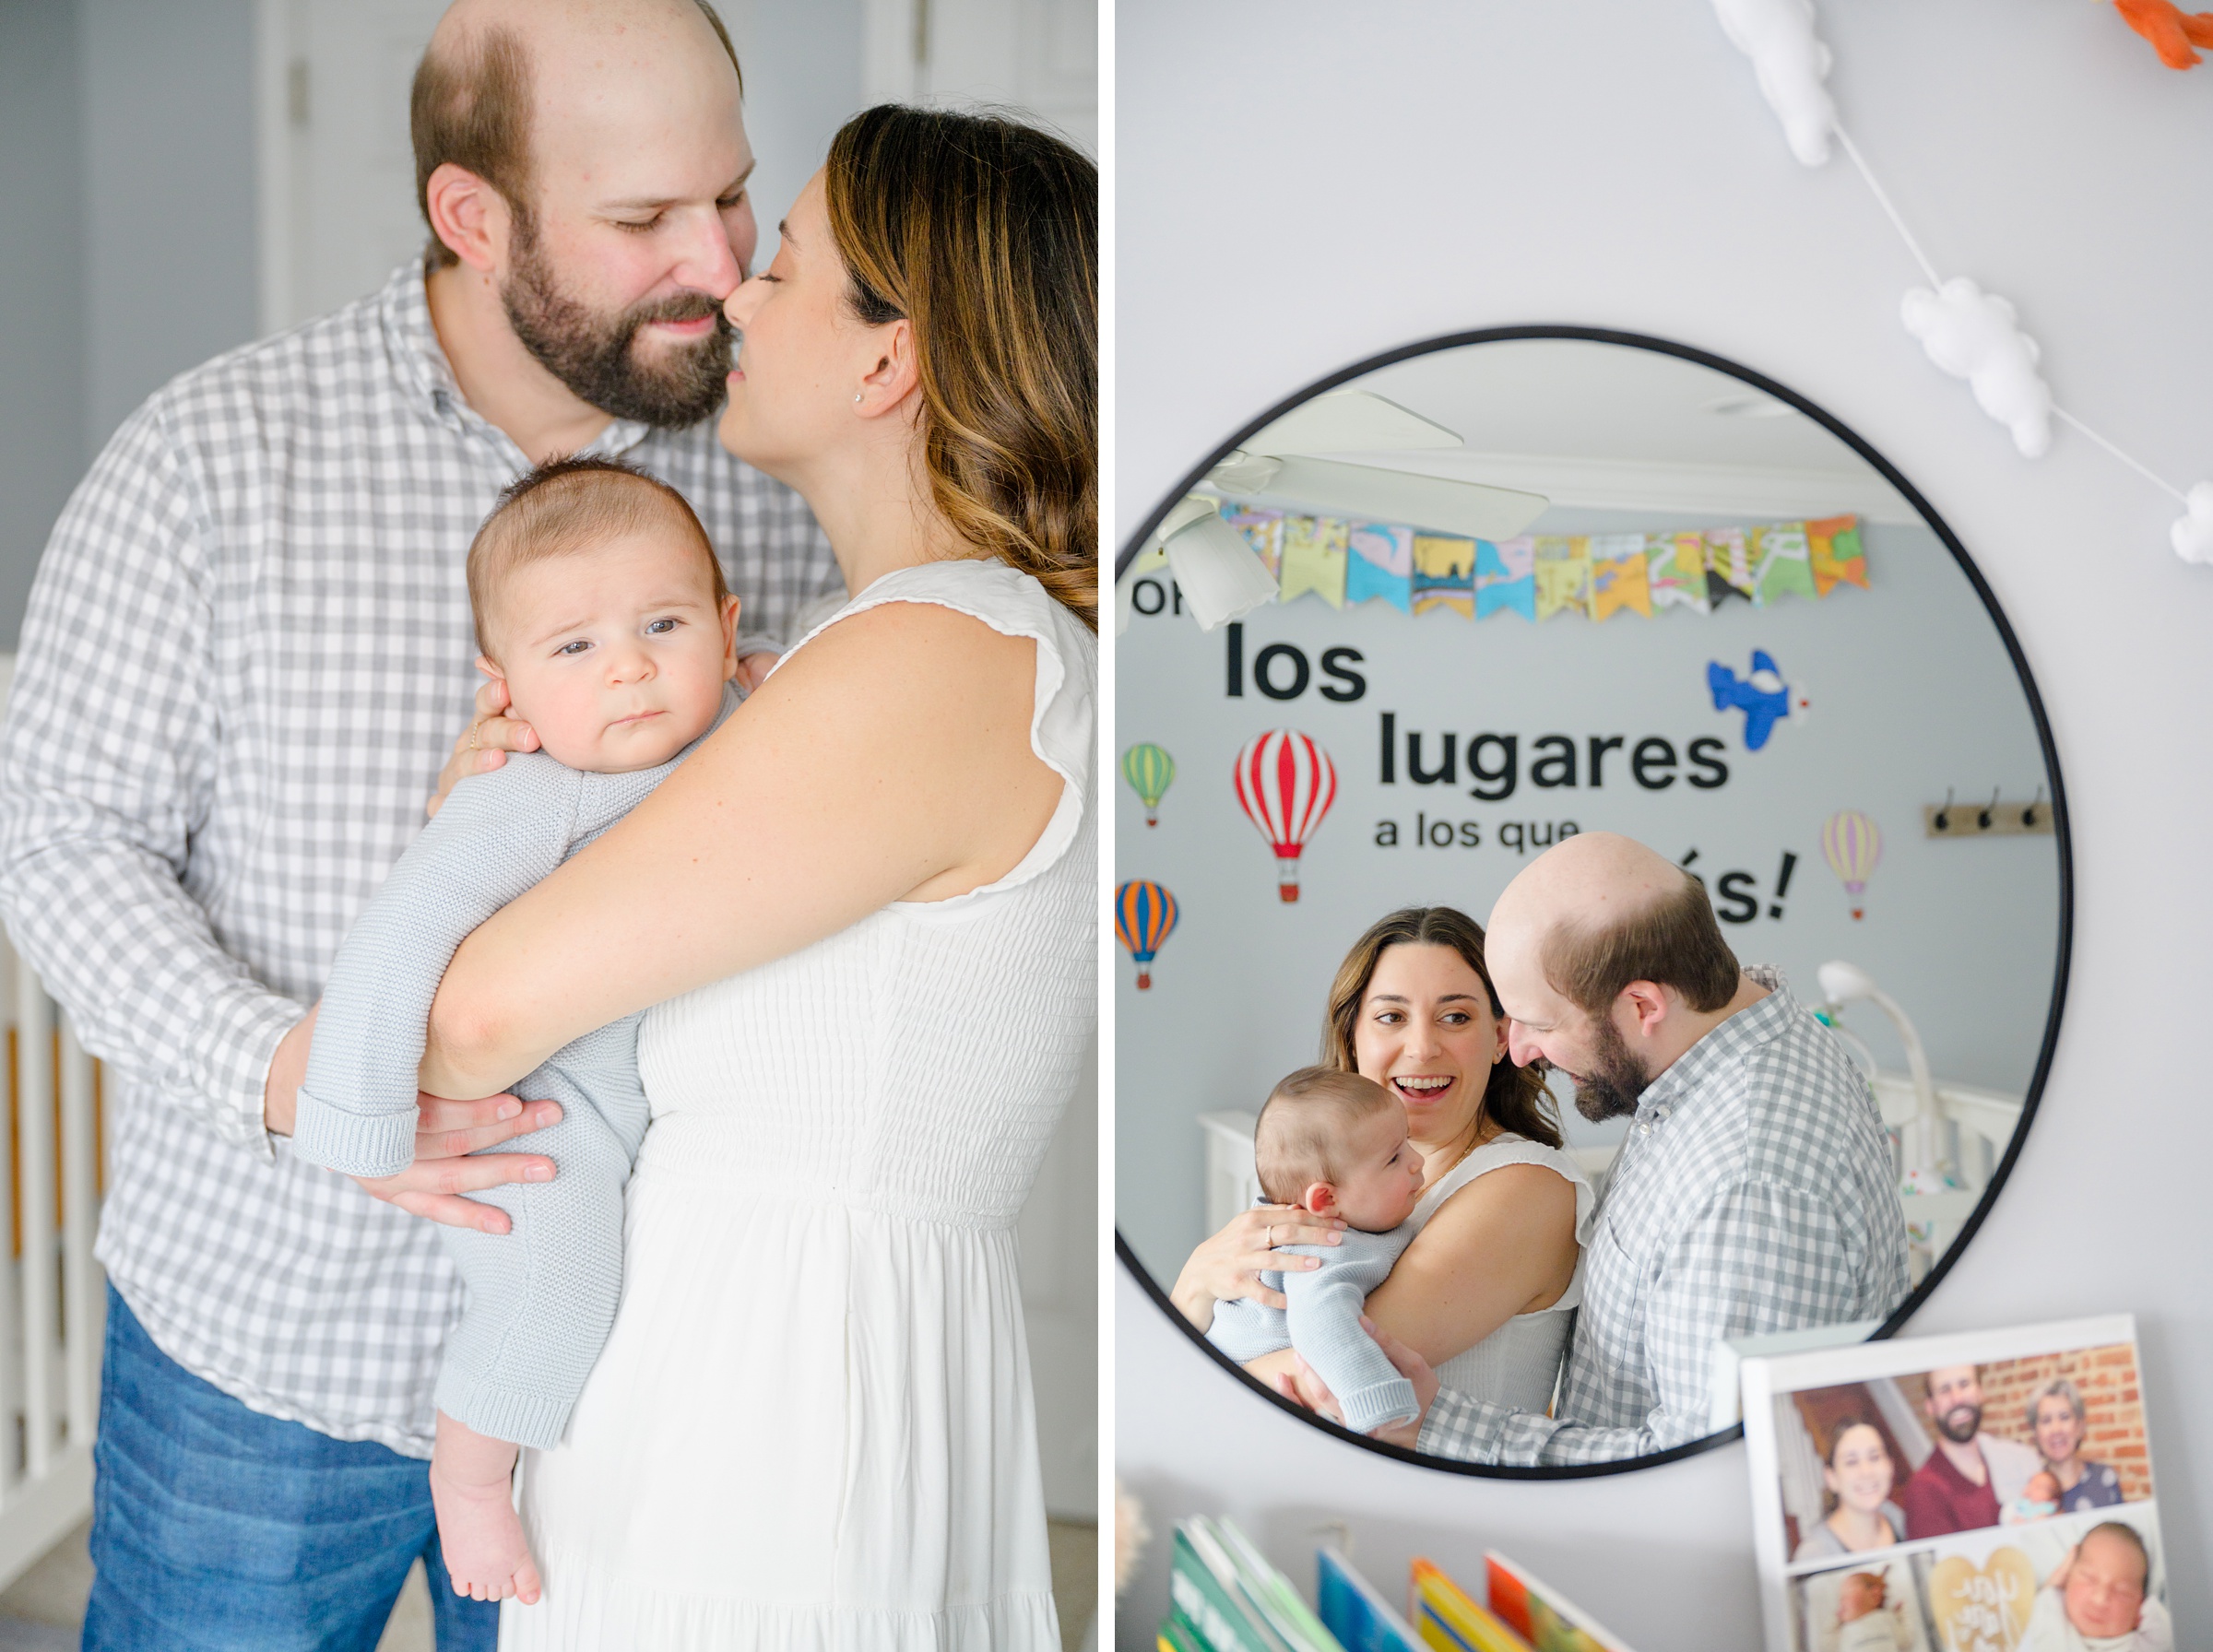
[
  {"left": 1417, "top": 967, "right": 1908, "bottom": 1466},
  {"left": 0, "top": 257, "right": 837, "bottom": 1457}
]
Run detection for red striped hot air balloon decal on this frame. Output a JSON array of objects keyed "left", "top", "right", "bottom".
[
  {"left": 1116, "top": 879, "right": 1178, "bottom": 989},
  {"left": 1232, "top": 729, "right": 1338, "bottom": 903}
]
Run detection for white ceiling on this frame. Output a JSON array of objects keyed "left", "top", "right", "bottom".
[{"left": 1281, "top": 337, "right": 1919, "bottom": 523}]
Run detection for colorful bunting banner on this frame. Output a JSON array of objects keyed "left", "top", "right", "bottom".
[
  {"left": 1475, "top": 535, "right": 1536, "bottom": 620},
  {"left": 1411, "top": 533, "right": 1477, "bottom": 618},
  {"left": 1345, "top": 522, "right": 1414, "bottom": 612},
  {"left": 1277, "top": 514, "right": 1348, "bottom": 607},
  {"left": 1200, "top": 499, "right": 1871, "bottom": 622}
]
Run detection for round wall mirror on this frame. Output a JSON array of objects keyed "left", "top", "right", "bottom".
[{"left": 1114, "top": 329, "right": 2070, "bottom": 1475}]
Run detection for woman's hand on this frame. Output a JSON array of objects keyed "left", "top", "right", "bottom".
[
  {"left": 1168, "top": 1205, "right": 1345, "bottom": 1328},
  {"left": 426, "top": 676, "right": 539, "bottom": 819}
]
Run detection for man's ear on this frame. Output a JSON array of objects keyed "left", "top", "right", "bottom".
[
  {"left": 1301, "top": 1183, "right": 1340, "bottom": 1218},
  {"left": 1619, "top": 980, "right": 1671, "bottom": 1039},
  {"left": 853, "top": 317, "right": 921, "bottom": 417},
  {"left": 424, "top": 163, "right": 512, "bottom": 276}
]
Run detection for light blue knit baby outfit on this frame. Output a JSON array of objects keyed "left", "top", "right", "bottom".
[
  {"left": 1206, "top": 1221, "right": 1418, "bottom": 1434},
  {"left": 292, "top": 708, "right": 721, "bottom": 1450}
]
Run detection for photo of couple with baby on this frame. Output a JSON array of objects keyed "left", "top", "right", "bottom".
[
  {"left": 1775, "top": 1351, "right": 2163, "bottom": 1652},
  {"left": 1168, "top": 830, "right": 1911, "bottom": 1466},
  {"left": 0, "top": 0, "right": 1095, "bottom": 1646}
]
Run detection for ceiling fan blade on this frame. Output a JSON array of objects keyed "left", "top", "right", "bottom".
[
  {"left": 1213, "top": 454, "right": 1549, "bottom": 541},
  {"left": 1247, "top": 390, "right": 1462, "bottom": 456}
]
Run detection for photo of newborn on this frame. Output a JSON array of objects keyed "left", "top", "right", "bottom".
[
  {"left": 1908, "top": 1507, "right": 2168, "bottom": 1652},
  {"left": 1793, "top": 1558, "right": 1932, "bottom": 1652}
]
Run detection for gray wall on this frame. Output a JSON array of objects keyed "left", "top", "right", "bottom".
[
  {"left": 0, "top": 0, "right": 258, "bottom": 651},
  {"left": 0, "top": 0, "right": 90, "bottom": 653}
]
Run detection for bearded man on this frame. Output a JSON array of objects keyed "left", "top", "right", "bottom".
[
  {"left": 1899, "top": 1363, "right": 2042, "bottom": 1537},
  {"left": 1306, "top": 832, "right": 1909, "bottom": 1466},
  {"left": 0, "top": 3, "right": 837, "bottom": 1645}
]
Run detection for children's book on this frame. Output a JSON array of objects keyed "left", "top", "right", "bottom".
[
  {"left": 1408, "top": 1557, "right": 1533, "bottom": 1652},
  {"left": 1167, "top": 1517, "right": 1347, "bottom": 1652},
  {"left": 1483, "top": 1552, "right": 1635, "bottom": 1652},
  {"left": 1314, "top": 1547, "right": 1421, "bottom": 1652}
]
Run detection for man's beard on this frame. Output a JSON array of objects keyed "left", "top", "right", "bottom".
[
  {"left": 1569, "top": 1011, "right": 1653, "bottom": 1123},
  {"left": 501, "top": 218, "right": 733, "bottom": 429},
  {"left": 1935, "top": 1402, "right": 1982, "bottom": 1445}
]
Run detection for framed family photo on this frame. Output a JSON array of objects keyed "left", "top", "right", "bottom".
[{"left": 1742, "top": 1316, "right": 2164, "bottom": 1652}]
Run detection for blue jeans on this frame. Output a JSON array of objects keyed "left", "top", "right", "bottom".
[{"left": 83, "top": 1284, "right": 498, "bottom": 1651}]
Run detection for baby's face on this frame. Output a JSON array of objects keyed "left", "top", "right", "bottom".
[
  {"left": 2024, "top": 1472, "right": 2061, "bottom": 1506},
  {"left": 1320, "top": 1109, "right": 1427, "bottom": 1232},
  {"left": 481, "top": 530, "right": 740, "bottom": 773},
  {"left": 1837, "top": 1575, "right": 1884, "bottom": 1621}
]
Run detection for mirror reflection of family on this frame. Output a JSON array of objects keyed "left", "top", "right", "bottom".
[
  {"left": 1172, "top": 830, "right": 1910, "bottom": 1465},
  {"left": 0, "top": 1, "right": 1095, "bottom": 1646}
]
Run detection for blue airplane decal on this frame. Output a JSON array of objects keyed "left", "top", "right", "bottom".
[{"left": 1708, "top": 650, "right": 1797, "bottom": 750}]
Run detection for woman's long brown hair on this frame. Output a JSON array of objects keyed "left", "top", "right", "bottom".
[
  {"left": 823, "top": 105, "right": 1097, "bottom": 628},
  {"left": 1320, "top": 906, "right": 1564, "bottom": 1151}
]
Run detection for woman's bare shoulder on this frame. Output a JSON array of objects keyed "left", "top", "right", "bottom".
[{"left": 1418, "top": 1162, "right": 1579, "bottom": 1246}]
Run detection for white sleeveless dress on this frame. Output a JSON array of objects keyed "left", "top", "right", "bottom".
[
  {"left": 502, "top": 560, "right": 1095, "bottom": 1651},
  {"left": 1404, "top": 1134, "right": 1595, "bottom": 1412}
]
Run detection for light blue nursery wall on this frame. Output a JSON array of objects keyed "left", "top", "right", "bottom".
[
  {"left": 1116, "top": 508, "right": 2061, "bottom": 1280},
  {"left": 1116, "top": 2, "right": 2213, "bottom": 1646}
]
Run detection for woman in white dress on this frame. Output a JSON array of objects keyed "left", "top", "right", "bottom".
[
  {"left": 418, "top": 107, "right": 1095, "bottom": 1646},
  {"left": 1171, "top": 907, "right": 1591, "bottom": 1417}
]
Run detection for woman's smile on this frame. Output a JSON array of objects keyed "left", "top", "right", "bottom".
[{"left": 1390, "top": 1074, "right": 1457, "bottom": 1108}]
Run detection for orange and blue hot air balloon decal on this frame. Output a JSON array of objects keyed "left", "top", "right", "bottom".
[
  {"left": 1233, "top": 729, "right": 1338, "bottom": 903},
  {"left": 1116, "top": 879, "right": 1178, "bottom": 989},
  {"left": 1820, "top": 808, "right": 1883, "bottom": 920}
]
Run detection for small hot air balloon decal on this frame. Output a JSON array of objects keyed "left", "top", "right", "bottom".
[
  {"left": 1116, "top": 879, "right": 1178, "bottom": 989},
  {"left": 1820, "top": 808, "right": 1883, "bottom": 920},
  {"left": 1121, "top": 743, "right": 1176, "bottom": 827},
  {"left": 1232, "top": 729, "right": 1338, "bottom": 903}
]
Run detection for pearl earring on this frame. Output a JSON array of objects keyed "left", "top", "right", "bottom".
[{"left": 854, "top": 393, "right": 863, "bottom": 403}]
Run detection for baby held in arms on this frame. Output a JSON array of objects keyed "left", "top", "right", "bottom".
[
  {"left": 290, "top": 456, "right": 743, "bottom": 1604},
  {"left": 1207, "top": 1068, "right": 1427, "bottom": 1434}
]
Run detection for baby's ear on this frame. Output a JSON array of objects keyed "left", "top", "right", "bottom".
[
  {"left": 475, "top": 654, "right": 505, "bottom": 685},
  {"left": 1302, "top": 1183, "right": 1339, "bottom": 1217}
]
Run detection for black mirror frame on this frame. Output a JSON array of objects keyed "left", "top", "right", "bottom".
[{"left": 1114, "top": 324, "right": 2075, "bottom": 1479}]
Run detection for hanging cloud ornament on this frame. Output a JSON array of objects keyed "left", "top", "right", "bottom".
[
  {"left": 1899, "top": 278, "right": 2054, "bottom": 459},
  {"left": 1710, "top": 0, "right": 1837, "bottom": 166},
  {"left": 2172, "top": 482, "right": 2213, "bottom": 565}
]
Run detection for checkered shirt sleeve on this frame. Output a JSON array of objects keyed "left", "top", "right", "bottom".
[{"left": 0, "top": 401, "right": 301, "bottom": 1153}]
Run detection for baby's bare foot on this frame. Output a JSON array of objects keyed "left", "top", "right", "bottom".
[{"left": 431, "top": 1459, "right": 543, "bottom": 1606}]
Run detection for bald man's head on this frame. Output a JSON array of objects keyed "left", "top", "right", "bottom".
[
  {"left": 1489, "top": 832, "right": 1739, "bottom": 1020},
  {"left": 412, "top": 0, "right": 741, "bottom": 267}
]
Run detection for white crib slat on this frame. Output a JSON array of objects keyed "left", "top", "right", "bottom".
[
  {"left": 12, "top": 975, "right": 54, "bottom": 1481},
  {"left": 58, "top": 1022, "right": 98, "bottom": 1448}
]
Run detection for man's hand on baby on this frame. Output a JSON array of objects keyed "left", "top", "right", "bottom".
[
  {"left": 426, "top": 676, "right": 540, "bottom": 819},
  {"left": 352, "top": 1094, "right": 564, "bottom": 1234}
]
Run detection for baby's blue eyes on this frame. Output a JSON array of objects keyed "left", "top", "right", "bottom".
[{"left": 554, "top": 619, "right": 680, "bottom": 656}]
